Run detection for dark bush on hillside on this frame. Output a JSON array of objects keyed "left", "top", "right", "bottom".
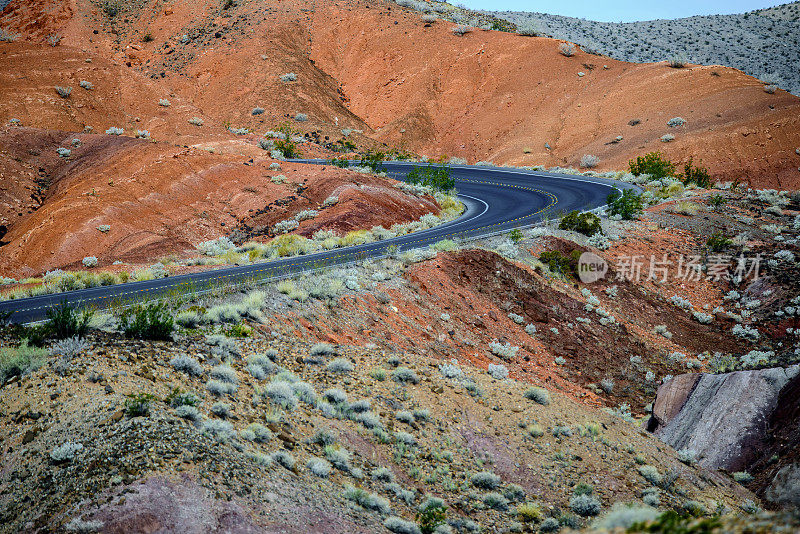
[
  {"left": 559, "top": 210, "right": 602, "bottom": 236},
  {"left": 330, "top": 157, "right": 349, "bottom": 168},
  {"left": 360, "top": 150, "right": 387, "bottom": 173},
  {"left": 629, "top": 152, "right": 676, "bottom": 179},
  {"left": 607, "top": 190, "right": 644, "bottom": 220},
  {"left": 539, "top": 250, "right": 582, "bottom": 278},
  {"left": 125, "top": 393, "right": 155, "bottom": 417},
  {"left": 45, "top": 300, "right": 92, "bottom": 340},
  {"left": 681, "top": 157, "right": 711, "bottom": 188},
  {"left": 706, "top": 232, "right": 732, "bottom": 252},
  {"left": 273, "top": 123, "right": 300, "bottom": 158},
  {"left": 119, "top": 302, "right": 174, "bottom": 340},
  {"left": 406, "top": 163, "right": 455, "bottom": 191}
]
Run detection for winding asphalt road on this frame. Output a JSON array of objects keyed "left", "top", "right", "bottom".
[{"left": 0, "top": 162, "right": 634, "bottom": 324}]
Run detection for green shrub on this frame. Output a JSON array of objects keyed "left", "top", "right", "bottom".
[
  {"left": 360, "top": 149, "right": 387, "bottom": 173},
  {"left": 45, "top": 300, "right": 92, "bottom": 339},
  {"left": 405, "top": 163, "right": 454, "bottom": 191},
  {"left": 330, "top": 157, "right": 349, "bottom": 168},
  {"left": 0, "top": 342, "right": 47, "bottom": 382},
  {"left": 273, "top": 123, "right": 300, "bottom": 158},
  {"left": 706, "top": 232, "right": 732, "bottom": 252},
  {"left": 416, "top": 499, "right": 447, "bottom": 534},
  {"left": 559, "top": 210, "right": 601, "bottom": 236},
  {"left": 681, "top": 158, "right": 711, "bottom": 188},
  {"left": 125, "top": 393, "right": 155, "bottom": 417},
  {"left": 629, "top": 152, "right": 676, "bottom": 178},
  {"left": 119, "top": 302, "right": 174, "bottom": 340},
  {"left": 607, "top": 189, "right": 644, "bottom": 220},
  {"left": 708, "top": 194, "right": 726, "bottom": 208},
  {"left": 539, "top": 250, "right": 581, "bottom": 277},
  {"left": 509, "top": 229, "right": 524, "bottom": 243}
]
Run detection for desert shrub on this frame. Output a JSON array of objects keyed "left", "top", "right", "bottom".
[
  {"left": 206, "top": 379, "right": 237, "bottom": 396},
  {"left": 392, "top": 366, "right": 419, "bottom": 384},
  {"left": 64, "top": 518, "right": 103, "bottom": 533},
  {"left": 125, "top": 393, "right": 155, "bottom": 417},
  {"left": 119, "top": 302, "right": 174, "bottom": 340},
  {"left": 487, "top": 363, "right": 509, "bottom": 380},
  {"left": 210, "top": 364, "right": 238, "bottom": 384},
  {"left": 706, "top": 231, "right": 732, "bottom": 252},
  {"left": 384, "top": 517, "right": 421, "bottom": 534},
  {"left": 105, "top": 127, "right": 123, "bottom": 135},
  {"left": 681, "top": 157, "right": 711, "bottom": 188},
  {"left": 50, "top": 442, "right": 83, "bottom": 463},
  {"left": 310, "top": 342, "right": 336, "bottom": 358},
  {"left": 307, "top": 457, "right": 331, "bottom": 477},
  {"left": 559, "top": 210, "right": 601, "bottom": 236},
  {"left": 165, "top": 388, "right": 201, "bottom": 408},
  {"left": 344, "top": 485, "right": 391, "bottom": 514},
  {"left": 45, "top": 300, "right": 92, "bottom": 339},
  {"left": 471, "top": 471, "right": 501, "bottom": 490},
  {"left": 638, "top": 465, "right": 662, "bottom": 485},
  {"left": 188, "top": 117, "right": 204, "bottom": 126},
  {"left": 570, "top": 494, "right": 601, "bottom": 516},
  {"left": 394, "top": 431, "right": 417, "bottom": 446},
  {"left": 580, "top": 154, "right": 599, "bottom": 168},
  {"left": 764, "top": 84, "right": 777, "bottom": 94},
  {"left": 272, "top": 123, "right": 300, "bottom": 158},
  {"left": 587, "top": 233, "right": 610, "bottom": 250},
  {"left": 279, "top": 72, "right": 297, "bottom": 82},
  {"left": 629, "top": 152, "right": 676, "bottom": 179},
  {"left": 559, "top": 42, "right": 576, "bottom": 56},
  {"left": 607, "top": 189, "right": 644, "bottom": 220},
  {"left": 251, "top": 107, "right": 265, "bottom": 115},
  {"left": 262, "top": 380, "right": 298, "bottom": 410},
  {"left": 489, "top": 341, "right": 519, "bottom": 360},
  {"left": 417, "top": 498, "right": 447, "bottom": 533},
  {"left": 170, "top": 355, "right": 204, "bottom": 376},
  {"left": 396, "top": 410, "right": 415, "bottom": 424},
  {"left": 515, "top": 502, "right": 543, "bottom": 523},
  {"left": 452, "top": 25, "right": 472, "bottom": 36},
  {"left": 326, "top": 358, "right": 353, "bottom": 373},
  {"left": 667, "top": 54, "right": 688, "bottom": 68},
  {"left": 83, "top": 256, "right": 98, "bottom": 268},
  {"left": 732, "top": 471, "right": 753, "bottom": 484},
  {"left": 539, "top": 250, "right": 581, "bottom": 277},
  {"left": 324, "top": 445, "right": 352, "bottom": 471},
  {"left": 667, "top": 117, "right": 686, "bottom": 128},
  {"left": 240, "top": 423, "right": 273, "bottom": 443},
  {"left": 55, "top": 86, "right": 72, "bottom": 98},
  {"left": 324, "top": 388, "right": 347, "bottom": 404},
  {"left": 202, "top": 419, "right": 234, "bottom": 442},
  {"left": 0, "top": 342, "right": 47, "bottom": 383},
  {"left": 405, "top": 163, "right": 454, "bottom": 191},
  {"left": 482, "top": 492, "right": 509, "bottom": 510},
  {"left": 593, "top": 503, "right": 658, "bottom": 530},
  {"left": 524, "top": 387, "right": 550, "bottom": 405}
]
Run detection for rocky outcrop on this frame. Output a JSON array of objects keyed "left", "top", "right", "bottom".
[
  {"left": 650, "top": 365, "right": 799, "bottom": 471},
  {"left": 650, "top": 365, "right": 800, "bottom": 508}
]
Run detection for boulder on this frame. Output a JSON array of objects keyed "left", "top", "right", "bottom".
[{"left": 650, "top": 365, "right": 799, "bottom": 472}]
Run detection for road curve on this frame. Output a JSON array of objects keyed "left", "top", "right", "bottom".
[{"left": 0, "top": 162, "right": 635, "bottom": 324}]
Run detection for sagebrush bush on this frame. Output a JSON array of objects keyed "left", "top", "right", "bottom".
[
  {"left": 170, "top": 355, "right": 204, "bottom": 376},
  {"left": 307, "top": 457, "right": 332, "bottom": 477},
  {"left": 471, "top": 471, "right": 501, "bottom": 489},
  {"left": 327, "top": 358, "right": 354, "bottom": 374},
  {"left": 570, "top": 494, "right": 601, "bottom": 516},
  {"left": 593, "top": 503, "right": 658, "bottom": 530},
  {"left": 392, "top": 366, "right": 419, "bottom": 384},
  {"left": 560, "top": 42, "right": 576, "bottom": 56},
  {"left": 50, "top": 442, "right": 83, "bottom": 463},
  {"left": 559, "top": 210, "right": 601, "bottom": 236},
  {"left": 524, "top": 387, "right": 550, "bottom": 405}
]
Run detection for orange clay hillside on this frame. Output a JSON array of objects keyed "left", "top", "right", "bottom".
[{"left": 2, "top": 0, "right": 799, "bottom": 190}]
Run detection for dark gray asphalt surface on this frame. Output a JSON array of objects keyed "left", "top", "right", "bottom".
[{"left": 0, "top": 162, "right": 633, "bottom": 323}]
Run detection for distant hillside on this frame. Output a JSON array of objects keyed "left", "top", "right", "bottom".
[{"left": 492, "top": 2, "right": 800, "bottom": 95}]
